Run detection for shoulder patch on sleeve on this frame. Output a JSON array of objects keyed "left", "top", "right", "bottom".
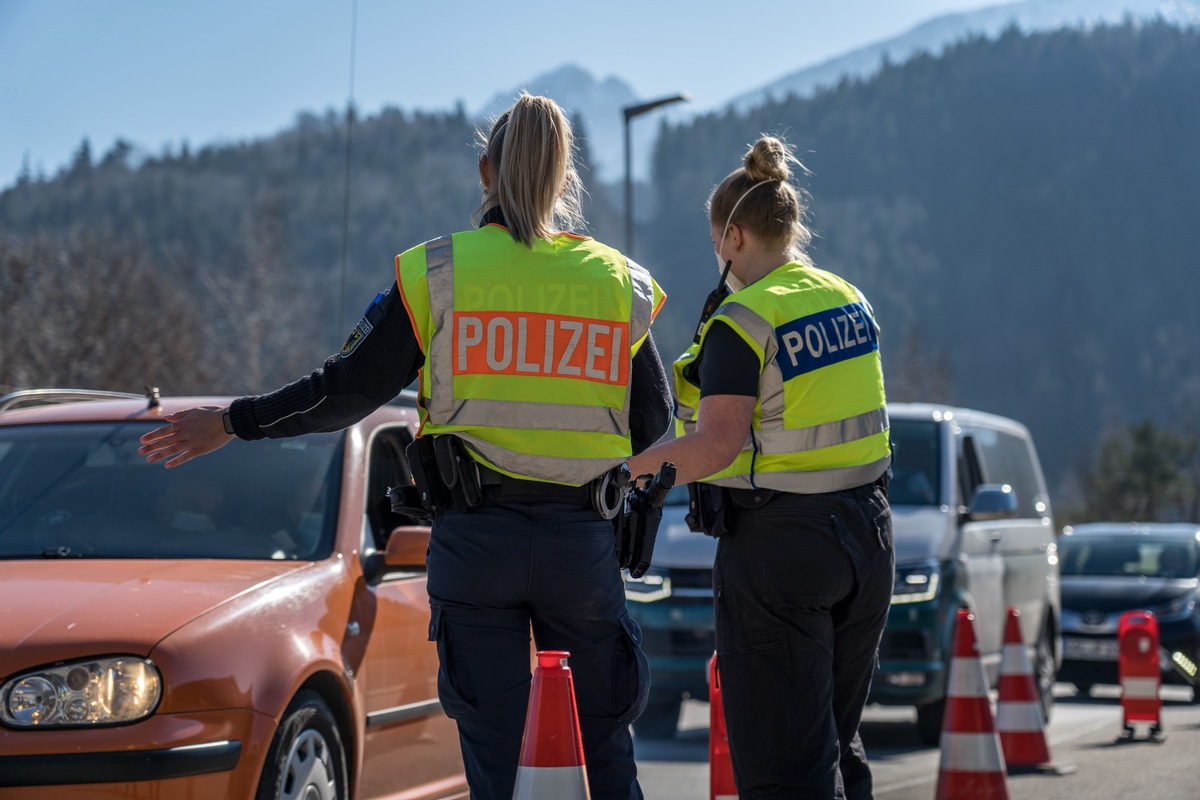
[{"left": 339, "top": 288, "right": 396, "bottom": 356}]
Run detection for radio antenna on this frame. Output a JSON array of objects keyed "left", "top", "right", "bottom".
[{"left": 336, "top": 0, "right": 359, "bottom": 340}]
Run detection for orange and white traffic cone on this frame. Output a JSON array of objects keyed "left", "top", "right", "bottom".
[
  {"left": 708, "top": 653, "right": 738, "bottom": 800},
  {"left": 996, "top": 607, "right": 1075, "bottom": 775},
  {"left": 512, "top": 651, "right": 590, "bottom": 800},
  {"left": 935, "top": 609, "right": 1010, "bottom": 800}
]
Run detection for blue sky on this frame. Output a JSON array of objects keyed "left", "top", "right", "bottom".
[{"left": 0, "top": 0, "right": 996, "bottom": 187}]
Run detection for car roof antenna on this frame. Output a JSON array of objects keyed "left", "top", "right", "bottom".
[{"left": 144, "top": 385, "right": 161, "bottom": 410}]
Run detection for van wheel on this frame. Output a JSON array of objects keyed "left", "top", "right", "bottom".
[
  {"left": 1033, "top": 621, "right": 1056, "bottom": 722},
  {"left": 915, "top": 699, "right": 945, "bottom": 746},
  {"left": 257, "top": 690, "right": 348, "bottom": 800},
  {"left": 634, "top": 690, "right": 682, "bottom": 740}
]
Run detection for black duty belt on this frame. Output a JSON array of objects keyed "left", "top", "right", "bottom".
[
  {"left": 725, "top": 471, "right": 890, "bottom": 509},
  {"left": 476, "top": 463, "right": 594, "bottom": 507}
]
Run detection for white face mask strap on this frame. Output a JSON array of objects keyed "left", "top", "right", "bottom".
[{"left": 717, "top": 180, "right": 768, "bottom": 255}]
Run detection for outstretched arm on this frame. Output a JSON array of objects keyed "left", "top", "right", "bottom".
[{"left": 140, "top": 283, "right": 422, "bottom": 468}]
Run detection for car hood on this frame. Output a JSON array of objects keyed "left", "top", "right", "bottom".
[
  {"left": 0, "top": 559, "right": 309, "bottom": 665},
  {"left": 891, "top": 505, "right": 953, "bottom": 565},
  {"left": 653, "top": 503, "right": 952, "bottom": 570},
  {"left": 652, "top": 505, "right": 718, "bottom": 569},
  {"left": 1061, "top": 576, "right": 1197, "bottom": 612}
]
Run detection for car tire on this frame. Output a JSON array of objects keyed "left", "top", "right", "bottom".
[
  {"left": 257, "top": 690, "right": 348, "bottom": 800},
  {"left": 1033, "top": 620, "right": 1056, "bottom": 723},
  {"left": 633, "top": 690, "right": 682, "bottom": 740},
  {"left": 915, "top": 699, "right": 945, "bottom": 746}
]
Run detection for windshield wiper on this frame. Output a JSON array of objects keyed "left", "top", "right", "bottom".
[{"left": 41, "top": 546, "right": 82, "bottom": 558}]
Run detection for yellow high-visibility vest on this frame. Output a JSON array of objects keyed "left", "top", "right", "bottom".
[
  {"left": 398, "top": 223, "right": 665, "bottom": 484},
  {"left": 674, "top": 261, "right": 889, "bottom": 493}
]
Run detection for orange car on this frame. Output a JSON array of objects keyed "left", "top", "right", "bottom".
[{"left": 0, "top": 389, "right": 467, "bottom": 800}]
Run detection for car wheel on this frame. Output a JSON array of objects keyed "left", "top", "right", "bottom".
[
  {"left": 257, "top": 690, "right": 348, "bottom": 800},
  {"left": 633, "top": 690, "right": 682, "bottom": 740},
  {"left": 1033, "top": 620, "right": 1056, "bottom": 722},
  {"left": 915, "top": 699, "right": 945, "bottom": 746}
]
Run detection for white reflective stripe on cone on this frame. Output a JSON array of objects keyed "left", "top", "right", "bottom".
[
  {"left": 996, "top": 700, "right": 1044, "bottom": 731},
  {"left": 999, "top": 643, "right": 1029, "bottom": 673},
  {"left": 949, "top": 656, "right": 990, "bottom": 697},
  {"left": 1121, "top": 677, "right": 1161, "bottom": 700},
  {"left": 512, "top": 766, "right": 590, "bottom": 800},
  {"left": 939, "top": 732, "right": 1007, "bottom": 772}
]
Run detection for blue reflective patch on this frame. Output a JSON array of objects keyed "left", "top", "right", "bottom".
[{"left": 773, "top": 302, "right": 878, "bottom": 381}]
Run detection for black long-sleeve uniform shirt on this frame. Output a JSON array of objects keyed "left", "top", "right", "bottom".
[{"left": 227, "top": 271, "right": 673, "bottom": 456}]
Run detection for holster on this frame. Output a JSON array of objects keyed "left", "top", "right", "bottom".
[
  {"left": 392, "top": 435, "right": 483, "bottom": 519},
  {"left": 617, "top": 462, "right": 676, "bottom": 578},
  {"left": 686, "top": 481, "right": 731, "bottom": 538},
  {"left": 433, "top": 435, "right": 483, "bottom": 509},
  {"left": 387, "top": 483, "right": 432, "bottom": 523}
]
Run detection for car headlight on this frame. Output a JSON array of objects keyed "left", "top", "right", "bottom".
[
  {"left": 1158, "top": 593, "right": 1197, "bottom": 620},
  {"left": 892, "top": 562, "right": 940, "bottom": 605},
  {"left": 1, "top": 657, "right": 161, "bottom": 728},
  {"left": 622, "top": 568, "right": 673, "bottom": 603}
]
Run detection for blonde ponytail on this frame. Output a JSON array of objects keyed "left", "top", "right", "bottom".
[{"left": 475, "top": 93, "right": 585, "bottom": 246}]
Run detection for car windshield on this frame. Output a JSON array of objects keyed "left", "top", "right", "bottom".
[
  {"left": 888, "top": 419, "right": 941, "bottom": 507},
  {"left": 1059, "top": 535, "right": 1199, "bottom": 579},
  {"left": 0, "top": 423, "right": 342, "bottom": 560}
]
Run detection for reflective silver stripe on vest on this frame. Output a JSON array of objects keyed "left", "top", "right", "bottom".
[
  {"left": 715, "top": 302, "right": 784, "bottom": 424},
  {"left": 758, "top": 407, "right": 890, "bottom": 454},
  {"left": 424, "top": 235, "right": 457, "bottom": 422},
  {"left": 708, "top": 454, "right": 891, "bottom": 494},
  {"left": 627, "top": 260, "right": 655, "bottom": 346},
  {"left": 423, "top": 232, "right": 645, "bottom": 435},
  {"left": 458, "top": 432, "right": 622, "bottom": 484}
]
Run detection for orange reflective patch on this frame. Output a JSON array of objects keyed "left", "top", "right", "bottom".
[{"left": 453, "top": 311, "right": 629, "bottom": 384}]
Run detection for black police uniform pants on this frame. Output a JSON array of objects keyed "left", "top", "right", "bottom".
[
  {"left": 426, "top": 501, "right": 649, "bottom": 800},
  {"left": 714, "top": 482, "right": 893, "bottom": 800}
]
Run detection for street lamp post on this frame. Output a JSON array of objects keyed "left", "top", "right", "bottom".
[{"left": 623, "top": 93, "right": 689, "bottom": 257}]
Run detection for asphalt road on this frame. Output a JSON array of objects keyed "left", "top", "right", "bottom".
[{"left": 633, "top": 683, "right": 1200, "bottom": 799}]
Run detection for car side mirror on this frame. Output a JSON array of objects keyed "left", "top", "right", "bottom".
[
  {"left": 364, "top": 525, "right": 430, "bottom": 585},
  {"left": 966, "top": 484, "right": 1018, "bottom": 522}
]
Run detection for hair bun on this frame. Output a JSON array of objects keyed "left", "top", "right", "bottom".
[{"left": 743, "top": 136, "right": 793, "bottom": 182}]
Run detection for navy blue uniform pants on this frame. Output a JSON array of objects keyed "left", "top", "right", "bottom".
[
  {"left": 714, "top": 482, "right": 893, "bottom": 800},
  {"left": 426, "top": 501, "right": 649, "bottom": 800}
]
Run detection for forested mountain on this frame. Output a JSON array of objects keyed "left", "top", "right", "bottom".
[
  {"left": 644, "top": 21, "right": 1200, "bottom": 492},
  {"left": 2, "top": 21, "right": 1197, "bottom": 502}
]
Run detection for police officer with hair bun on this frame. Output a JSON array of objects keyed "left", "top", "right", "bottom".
[
  {"left": 628, "top": 135, "right": 893, "bottom": 799},
  {"left": 141, "top": 92, "right": 671, "bottom": 800}
]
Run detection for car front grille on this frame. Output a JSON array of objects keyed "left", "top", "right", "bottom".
[{"left": 878, "top": 630, "right": 931, "bottom": 660}]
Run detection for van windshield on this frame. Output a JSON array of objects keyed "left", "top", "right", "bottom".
[
  {"left": 888, "top": 419, "right": 941, "bottom": 507},
  {"left": 0, "top": 423, "right": 342, "bottom": 561}
]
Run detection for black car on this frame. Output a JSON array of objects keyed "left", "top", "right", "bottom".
[{"left": 1058, "top": 522, "right": 1200, "bottom": 700}]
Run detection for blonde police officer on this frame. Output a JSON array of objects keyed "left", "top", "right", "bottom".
[
  {"left": 141, "top": 93, "right": 671, "bottom": 800},
  {"left": 628, "top": 136, "right": 893, "bottom": 800}
]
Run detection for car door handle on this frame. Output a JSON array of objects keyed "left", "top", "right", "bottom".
[{"left": 990, "top": 531, "right": 1002, "bottom": 543}]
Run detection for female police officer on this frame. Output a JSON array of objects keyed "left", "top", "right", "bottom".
[
  {"left": 140, "top": 93, "right": 670, "bottom": 800},
  {"left": 628, "top": 136, "right": 893, "bottom": 800}
]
